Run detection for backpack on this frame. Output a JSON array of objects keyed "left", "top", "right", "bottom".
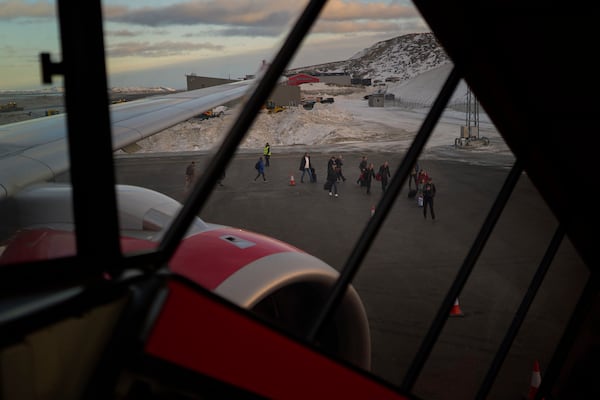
[{"left": 255, "top": 161, "right": 260, "bottom": 170}]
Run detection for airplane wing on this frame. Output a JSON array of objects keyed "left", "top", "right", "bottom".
[{"left": 0, "top": 79, "right": 254, "bottom": 199}]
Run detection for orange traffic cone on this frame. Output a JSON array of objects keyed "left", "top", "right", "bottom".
[
  {"left": 449, "top": 298, "right": 464, "bottom": 317},
  {"left": 289, "top": 174, "right": 296, "bottom": 186},
  {"left": 370, "top": 205, "right": 375, "bottom": 217},
  {"left": 527, "top": 360, "right": 543, "bottom": 400}
]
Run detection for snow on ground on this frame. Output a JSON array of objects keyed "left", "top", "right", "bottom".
[
  {"left": 2, "top": 63, "right": 513, "bottom": 167},
  {"left": 133, "top": 68, "right": 514, "bottom": 168}
]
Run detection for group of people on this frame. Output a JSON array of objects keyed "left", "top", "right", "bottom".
[
  {"left": 299, "top": 153, "right": 349, "bottom": 186},
  {"left": 319, "top": 154, "right": 392, "bottom": 198},
  {"left": 253, "top": 142, "right": 272, "bottom": 182},
  {"left": 356, "top": 156, "right": 391, "bottom": 195},
  {"left": 356, "top": 157, "right": 436, "bottom": 219},
  {"left": 187, "top": 147, "right": 436, "bottom": 219},
  {"left": 300, "top": 153, "right": 434, "bottom": 215}
]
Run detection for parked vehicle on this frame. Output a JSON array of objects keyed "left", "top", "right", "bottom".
[
  {"left": 196, "top": 105, "right": 226, "bottom": 119},
  {"left": 0, "top": 101, "right": 24, "bottom": 112}
]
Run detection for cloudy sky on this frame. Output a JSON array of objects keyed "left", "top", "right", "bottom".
[{"left": 1, "top": 0, "right": 429, "bottom": 90}]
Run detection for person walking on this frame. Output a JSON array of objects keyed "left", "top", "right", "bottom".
[
  {"left": 378, "top": 161, "right": 391, "bottom": 192},
  {"left": 357, "top": 156, "right": 368, "bottom": 184},
  {"left": 335, "top": 154, "right": 346, "bottom": 182},
  {"left": 184, "top": 161, "right": 196, "bottom": 192},
  {"left": 327, "top": 155, "right": 337, "bottom": 171},
  {"left": 363, "top": 162, "right": 376, "bottom": 194},
  {"left": 299, "top": 152, "right": 313, "bottom": 183},
  {"left": 422, "top": 177, "right": 436, "bottom": 219},
  {"left": 263, "top": 142, "right": 271, "bottom": 167},
  {"left": 409, "top": 162, "right": 419, "bottom": 190},
  {"left": 254, "top": 156, "right": 267, "bottom": 182},
  {"left": 326, "top": 157, "right": 339, "bottom": 197},
  {"left": 417, "top": 168, "right": 429, "bottom": 195}
]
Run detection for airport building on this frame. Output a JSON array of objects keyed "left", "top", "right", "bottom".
[
  {"left": 186, "top": 74, "right": 239, "bottom": 90},
  {"left": 313, "top": 72, "right": 352, "bottom": 86},
  {"left": 185, "top": 74, "right": 300, "bottom": 108},
  {"left": 287, "top": 74, "right": 320, "bottom": 86}
]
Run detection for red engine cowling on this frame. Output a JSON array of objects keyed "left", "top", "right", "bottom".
[{"left": 0, "top": 184, "right": 371, "bottom": 369}]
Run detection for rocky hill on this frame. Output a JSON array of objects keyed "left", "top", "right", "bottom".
[{"left": 285, "top": 32, "right": 450, "bottom": 85}]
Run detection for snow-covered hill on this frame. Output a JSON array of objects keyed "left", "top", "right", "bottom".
[
  {"left": 286, "top": 33, "right": 449, "bottom": 85},
  {"left": 285, "top": 32, "right": 470, "bottom": 109}
]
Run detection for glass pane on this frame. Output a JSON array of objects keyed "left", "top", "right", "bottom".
[
  {"left": 0, "top": 2, "right": 589, "bottom": 399},
  {"left": 0, "top": 0, "right": 70, "bottom": 263}
]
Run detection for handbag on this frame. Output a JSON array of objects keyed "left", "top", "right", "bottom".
[{"left": 324, "top": 181, "right": 332, "bottom": 190}]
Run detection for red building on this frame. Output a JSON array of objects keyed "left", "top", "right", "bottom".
[{"left": 287, "top": 73, "right": 320, "bottom": 86}]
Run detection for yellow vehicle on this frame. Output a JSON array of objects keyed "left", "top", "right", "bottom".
[
  {"left": 0, "top": 101, "right": 24, "bottom": 112},
  {"left": 266, "top": 100, "right": 285, "bottom": 113},
  {"left": 197, "top": 107, "right": 225, "bottom": 120}
]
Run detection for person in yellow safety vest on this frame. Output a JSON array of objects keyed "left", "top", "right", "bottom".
[{"left": 263, "top": 142, "right": 271, "bottom": 167}]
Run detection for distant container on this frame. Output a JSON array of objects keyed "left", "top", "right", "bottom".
[
  {"left": 351, "top": 78, "right": 372, "bottom": 86},
  {"left": 460, "top": 125, "right": 479, "bottom": 138},
  {"left": 368, "top": 93, "right": 385, "bottom": 107},
  {"left": 460, "top": 126, "right": 470, "bottom": 138}
]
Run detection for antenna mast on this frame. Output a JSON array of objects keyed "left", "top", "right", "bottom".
[
  {"left": 465, "top": 86, "right": 479, "bottom": 138},
  {"left": 455, "top": 85, "right": 489, "bottom": 147}
]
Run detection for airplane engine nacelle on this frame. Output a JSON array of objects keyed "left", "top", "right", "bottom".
[
  {"left": 172, "top": 226, "right": 371, "bottom": 370},
  {"left": 0, "top": 184, "right": 371, "bottom": 370}
]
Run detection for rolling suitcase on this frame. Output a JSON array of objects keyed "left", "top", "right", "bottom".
[
  {"left": 417, "top": 195, "right": 424, "bottom": 207},
  {"left": 310, "top": 167, "right": 317, "bottom": 183}
]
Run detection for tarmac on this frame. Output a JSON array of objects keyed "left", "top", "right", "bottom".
[{"left": 114, "top": 148, "right": 588, "bottom": 400}]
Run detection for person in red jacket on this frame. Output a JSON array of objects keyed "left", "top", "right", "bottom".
[{"left": 417, "top": 169, "right": 429, "bottom": 192}]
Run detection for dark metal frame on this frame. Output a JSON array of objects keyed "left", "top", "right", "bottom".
[{"left": 1, "top": 0, "right": 593, "bottom": 399}]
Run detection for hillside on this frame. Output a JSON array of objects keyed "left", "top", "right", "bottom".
[
  {"left": 285, "top": 32, "right": 450, "bottom": 85},
  {"left": 287, "top": 32, "right": 473, "bottom": 109}
]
